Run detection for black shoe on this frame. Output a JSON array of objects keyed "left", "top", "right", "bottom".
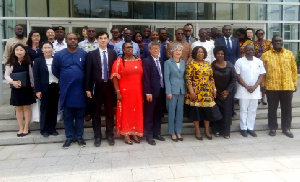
[
  {"left": 283, "top": 130, "right": 294, "bottom": 138},
  {"left": 241, "top": 130, "right": 248, "bottom": 137},
  {"left": 178, "top": 137, "right": 183, "bottom": 141},
  {"left": 195, "top": 136, "right": 203, "bottom": 141},
  {"left": 76, "top": 138, "right": 86, "bottom": 147},
  {"left": 247, "top": 130, "right": 257, "bottom": 137},
  {"left": 94, "top": 138, "right": 101, "bottom": 147},
  {"left": 62, "top": 139, "right": 73, "bottom": 149},
  {"left": 171, "top": 136, "right": 178, "bottom": 142},
  {"left": 107, "top": 137, "right": 115, "bottom": 146},
  {"left": 41, "top": 132, "right": 49, "bottom": 137},
  {"left": 206, "top": 135, "right": 213, "bottom": 140},
  {"left": 154, "top": 135, "right": 165, "bottom": 141},
  {"left": 49, "top": 131, "right": 59, "bottom": 136},
  {"left": 146, "top": 138, "right": 156, "bottom": 145},
  {"left": 17, "top": 133, "right": 24, "bottom": 137},
  {"left": 269, "top": 130, "right": 276, "bottom": 136}
]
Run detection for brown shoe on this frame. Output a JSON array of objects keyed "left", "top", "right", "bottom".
[
  {"left": 85, "top": 115, "right": 91, "bottom": 121},
  {"left": 269, "top": 130, "right": 276, "bottom": 136},
  {"left": 283, "top": 130, "right": 294, "bottom": 138}
]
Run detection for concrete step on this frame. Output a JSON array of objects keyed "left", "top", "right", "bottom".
[
  {"left": 1, "top": 117, "right": 300, "bottom": 146},
  {"left": 1, "top": 106, "right": 300, "bottom": 132}
]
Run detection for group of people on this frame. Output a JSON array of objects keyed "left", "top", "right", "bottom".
[{"left": 3, "top": 23, "right": 297, "bottom": 149}]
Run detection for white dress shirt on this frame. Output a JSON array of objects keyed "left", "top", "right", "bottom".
[
  {"left": 191, "top": 40, "right": 215, "bottom": 63},
  {"left": 224, "top": 36, "right": 232, "bottom": 49},
  {"left": 99, "top": 48, "right": 109, "bottom": 80},
  {"left": 52, "top": 39, "right": 67, "bottom": 55},
  {"left": 46, "top": 58, "right": 58, "bottom": 83}
]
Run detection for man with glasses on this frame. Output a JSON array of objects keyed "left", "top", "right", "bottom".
[
  {"left": 78, "top": 27, "right": 99, "bottom": 53},
  {"left": 114, "top": 29, "right": 140, "bottom": 57},
  {"left": 183, "top": 25, "right": 197, "bottom": 44},
  {"left": 167, "top": 28, "right": 191, "bottom": 62}
]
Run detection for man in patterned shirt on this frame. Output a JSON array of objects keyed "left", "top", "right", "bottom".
[
  {"left": 261, "top": 35, "right": 298, "bottom": 138},
  {"left": 78, "top": 27, "right": 99, "bottom": 53}
]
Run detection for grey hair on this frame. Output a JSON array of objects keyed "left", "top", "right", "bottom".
[
  {"left": 148, "top": 41, "right": 161, "bottom": 49},
  {"left": 170, "top": 43, "right": 183, "bottom": 55}
]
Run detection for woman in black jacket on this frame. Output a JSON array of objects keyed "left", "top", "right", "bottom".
[{"left": 33, "top": 41, "right": 59, "bottom": 137}]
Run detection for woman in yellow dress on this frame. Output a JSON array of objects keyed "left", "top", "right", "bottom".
[{"left": 185, "top": 46, "right": 222, "bottom": 140}]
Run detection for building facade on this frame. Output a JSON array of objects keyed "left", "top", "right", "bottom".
[{"left": 1, "top": 0, "right": 300, "bottom": 57}]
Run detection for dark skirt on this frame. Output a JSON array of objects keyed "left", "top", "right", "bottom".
[
  {"left": 10, "top": 86, "right": 36, "bottom": 106},
  {"left": 184, "top": 104, "right": 222, "bottom": 122}
]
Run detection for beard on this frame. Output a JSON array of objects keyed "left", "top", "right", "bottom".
[{"left": 67, "top": 44, "right": 78, "bottom": 49}]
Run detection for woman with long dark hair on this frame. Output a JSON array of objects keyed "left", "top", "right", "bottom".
[
  {"left": 26, "top": 30, "right": 43, "bottom": 63},
  {"left": 5, "top": 43, "right": 35, "bottom": 137},
  {"left": 33, "top": 41, "right": 59, "bottom": 137},
  {"left": 111, "top": 42, "right": 143, "bottom": 144}
]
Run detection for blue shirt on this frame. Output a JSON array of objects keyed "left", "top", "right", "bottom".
[
  {"left": 52, "top": 48, "right": 87, "bottom": 109},
  {"left": 113, "top": 40, "right": 140, "bottom": 58}
]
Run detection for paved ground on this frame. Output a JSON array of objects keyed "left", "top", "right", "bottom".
[{"left": 0, "top": 129, "right": 300, "bottom": 182}]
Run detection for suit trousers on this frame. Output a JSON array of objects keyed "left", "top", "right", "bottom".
[
  {"left": 39, "top": 83, "right": 59, "bottom": 134},
  {"left": 266, "top": 90, "right": 293, "bottom": 131},
  {"left": 92, "top": 82, "right": 115, "bottom": 139},
  {"left": 144, "top": 88, "right": 164, "bottom": 139},
  {"left": 239, "top": 99, "right": 258, "bottom": 130},
  {"left": 167, "top": 94, "right": 184, "bottom": 135}
]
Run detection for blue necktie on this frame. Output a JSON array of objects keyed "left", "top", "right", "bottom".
[
  {"left": 186, "top": 37, "right": 190, "bottom": 43},
  {"left": 226, "top": 38, "right": 232, "bottom": 53},
  {"left": 103, "top": 51, "right": 108, "bottom": 81},
  {"left": 155, "top": 59, "right": 164, "bottom": 88}
]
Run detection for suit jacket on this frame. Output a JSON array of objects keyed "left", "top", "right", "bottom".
[
  {"left": 214, "top": 36, "right": 241, "bottom": 65},
  {"left": 143, "top": 56, "right": 164, "bottom": 98},
  {"left": 164, "top": 58, "right": 186, "bottom": 95},
  {"left": 85, "top": 48, "right": 117, "bottom": 92},
  {"left": 185, "top": 36, "right": 197, "bottom": 45},
  {"left": 33, "top": 56, "right": 52, "bottom": 93}
]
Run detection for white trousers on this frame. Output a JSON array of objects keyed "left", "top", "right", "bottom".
[{"left": 239, "top": 99, "right": 258, "bottom": 130}]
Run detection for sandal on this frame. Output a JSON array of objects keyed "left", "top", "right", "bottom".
[
  {"left": 215, "top": 132, "right": 220, "bottom": 137},
  {"left": 224, "top": 136, "right": 230, "bottom": 139},
  {"left": 132, "top": 136, "right": 140, "bottom": 144}
]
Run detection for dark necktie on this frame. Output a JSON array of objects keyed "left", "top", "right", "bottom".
[
  {"left": 186, "top": 37, "right": 190, "bottom": 43},
  {"left": 103, "top": 51, "right": 108, "bottom": 81},
  {"left": 155, "top": 58, "right": 164, "bottom": 88},
  {"left": 226, "top": 38, "right": 232, "bottom": 53}
]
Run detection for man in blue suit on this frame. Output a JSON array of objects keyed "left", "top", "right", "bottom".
[
  {"left": 215, "top": 25, "right": 241, "bottom": 65},
  {"left": 143, "top": 41, "right": 165, "bottom": 145}
]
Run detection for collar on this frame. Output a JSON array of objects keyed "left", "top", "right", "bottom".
[
  {"left": 99, "top": 48, "right": 108, "bottom": 52},
  {"left": 54, "top": 39, "right": 66, "bottom": 45},
  {"left": 85, "top": 39, "right": 97, "bottom": 44},
  {"left": 271, "top": 47, "right": 284, "bottom": 53},
  {"left": 151, "top": 55, "right": 159, "bottom": 61},
  {"left": 224, "top": 36, "right": 231, "bottom": 40}
]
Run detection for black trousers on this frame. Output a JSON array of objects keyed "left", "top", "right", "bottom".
[
  {"left": 92, "top": 82, "right": 115, "bottom": 139},
  {"left": 143, "top": 88, "right": 164, "bottom": 139},
  {"left": 40, "top": 83, "right": 59, "bottom": 134},
  {"left": 266, "top": 90, "right": 293, "bottom": 131}
]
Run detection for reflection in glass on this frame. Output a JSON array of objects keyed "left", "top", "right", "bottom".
[
  {"left": 177, "top": 3, "right": 197, "bottom": 20},
  {"left": 283, "top": 24, "right": 299, "bottom": 40},
  {"left": 198, "top": 3, "right": 215, "bottom": 20},
  {"left": 267, "top": 23, "right": 282, "bottom": 40},
  {"left": 283, "top": 4, "right": 299, "bottom": 21},
  {"left": 233, "top": 3, "right": 248, "bottom": 20},
  {"left": 216, "top": 3, "right": 232, "bottom": 20},
  {"left": 28, "top": 0, "right": 47, "bottom": 17},
  {"left": 72, "top": 0, "right": 90, "bottom": 18},
  {"left": 267, "top": 5, "right": 282, "bottom": 21},
  {"left": 250, "top": 4, "right": 267, "bottom": 20},
  {"left": 156, "top": 2, "right": 175, "bottom": 20},
  {"left": 91, "top": 0, "right": 109, "bottom": 18},
  {"left": 49, "top": 0, "right": 69, "bottom": 17},
  {"left": 134, "top": 2, "right": 154, "bottom": 19},
  {"left": 110, "top": 0, "right": 133, "bottom": 18},
  {"left": 284, "top": 42, "right": 298, "bottom": 57}
]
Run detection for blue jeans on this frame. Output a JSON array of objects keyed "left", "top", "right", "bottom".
[{"left": 64, "top": 107, "right": 85, "bottom": 140}]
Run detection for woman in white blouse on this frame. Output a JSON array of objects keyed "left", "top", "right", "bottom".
[
  {"left": 5, "top": 43, "right": 35, "bottom": 137},
  {"left": 33, "top": 41, "right": 59, "bottom": 137}
]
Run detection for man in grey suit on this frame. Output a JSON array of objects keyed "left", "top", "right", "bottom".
[{"left": 184, "top": 24, "right": 197, "bottom": 44}]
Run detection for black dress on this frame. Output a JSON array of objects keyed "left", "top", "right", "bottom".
[
  {"left": 10, "top": 63, "right": 36, "bottom": 106},
  {"left": 211, "top": 61, "right": 237, "bottom": 136}
]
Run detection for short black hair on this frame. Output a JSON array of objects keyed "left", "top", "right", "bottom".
[
  {"left": 110, "top": 27, "right": 119, "bottom": 33},
  {"left": 213, "top": 46, "right": 227, "bottom": 57},
  {"left": 40, "top": 41, "right": 53, "bottom": 49},
  {"left": 246, "top": 28, "right": 253, "bottom": 31},
  {"left": 255, "top": 29, "right": 265, "bottom": 35},
  {"left": 185, "top": 23, "right": 193, "bottom": 28},
  {"left": 192, "top": 46, "right": 207, "bottom": 60},
  {"left": 272, "top": 35, "right": 282, "bottom": 41},
  {"left": 236, "top": 28, "right": 247, "bottom": 36},
  {"left": 96, "top": 31, "right": 109, "bottom": 39}
]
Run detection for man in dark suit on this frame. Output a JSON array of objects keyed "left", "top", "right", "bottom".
[
  {"left": 183, "top": 24, "right": 197, "bottom": 44},
  {"left": 215, "top": 25, "right": 241, "bottom": 65},
  {"left": 85, "top": 31, "right": 117, "bottom": 147},
  {"left": 143, "top": 41, "right": 165, "bottom": 145}
]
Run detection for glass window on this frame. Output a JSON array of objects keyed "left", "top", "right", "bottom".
[
  {"left": 267, "top": 4, "right": 282, "bottom": 21},
  {"left": 284, "top": 42, "right": 299, "bottom": 57},
  {"left": 27, "top": 0, "right": 47, "bottom": 17},
  {"left": 134, "top": 2, "right": 154, "bottom": 19},
  {"left": 283, "top": 23, "right": 299, "bottom": 40},
  {"left": 250, "top": 4, "right": 267, "bottom": 20},
  {"left": 5, "top": 0, "right": 26, "bottom": 17},
  {"left": 156, "top": 2, "right": 175, "bottom": 20},
  {"left": 267, "top": 23, "right": 282, "bottom": 40},
  {"left": 233, "top": 3, "right": 248, "bottom": 20},
  {"left": 283, "top": 4, "right": 299, "bottom": 21},
  {"left": 110, "top": 0, "right": 133, "bottom": 19},
  {"left": 49, "top": 0, "right": 69, "bottom": 17},
  {"left": 3, "top": 20, "right": 27, "bottom": 39},
  {"left": 176, "top": 3, "right": 197, "bottom": 20},
  {"left": 216, "top": 3, "right": 232, "bottom": 20},
  {"left": 198, "top": 3, "right": 215, "bottom": 20},
  {"left": 91, "top": 0, "right": 109, "bottom": 18},
  {"left": 71, "top": 0, "right": 90, "bottom": 18}
]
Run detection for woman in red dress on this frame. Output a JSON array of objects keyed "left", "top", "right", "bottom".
[{"left": 111, "top": 42, "right": 143, "bottom": 145}]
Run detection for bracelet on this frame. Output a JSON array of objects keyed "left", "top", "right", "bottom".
[{"left": 115, "top": 90, "right": 120, "bottom": 93}]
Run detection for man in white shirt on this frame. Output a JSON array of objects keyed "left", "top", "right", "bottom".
[
  {"left": 53, "top": 26, "right": 67, "bottom": 55},
  {"left": 234, "top": 45, "right": 266, "bottom": 137},
  {"left": 191, "top": 28, "right": 215, "bottom": 63}
]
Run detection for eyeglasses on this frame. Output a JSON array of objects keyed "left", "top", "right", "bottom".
[{"left": 88, "top": 30, "right": 96, "bottom": 33}]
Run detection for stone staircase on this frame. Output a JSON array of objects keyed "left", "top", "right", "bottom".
[{"left": 1, "top": 81, "right": 300, "bottom": 145}]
